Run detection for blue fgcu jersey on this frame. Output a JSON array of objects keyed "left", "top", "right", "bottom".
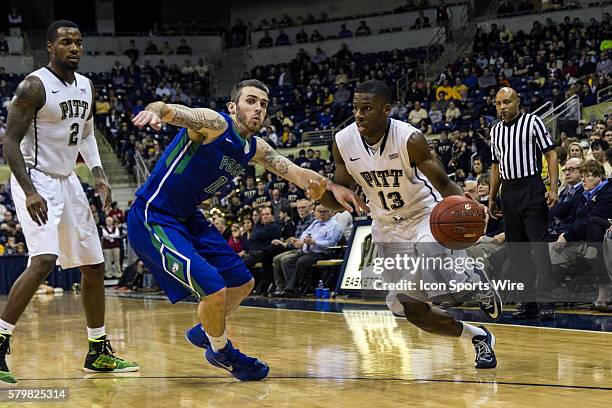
[{"left": 135, "top": 112, "right": 257, "bottom": 218}]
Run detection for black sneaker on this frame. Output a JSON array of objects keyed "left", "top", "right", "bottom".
[
  {"left": 472, "top": 269, "right": 503, "bottom": 321},
  {"left": 472, "top": 326, "right": 497, "bottom": 369},
  {"left": 512, "top": 302, "right": 540, "bottom": 319},
  {"left": 0, "top": 333, "right": 16, "bottom": 383},
  {"left": 539, "top": 303, "right": 556, "bottom": 321},
  {"left": 84, "top": 335, "right": 140, "bottom": 373}
]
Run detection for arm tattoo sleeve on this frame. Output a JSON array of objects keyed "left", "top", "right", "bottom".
[
  {"left": 262, "top": 144, "right": 291, "bottom": 177},
  {"left": 166, "top": 104, "right": 226, "bottom": 131}
]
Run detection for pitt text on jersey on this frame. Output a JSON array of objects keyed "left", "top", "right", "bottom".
[{"left": 59, "top": 100, "right": 90, "bottom": 120}]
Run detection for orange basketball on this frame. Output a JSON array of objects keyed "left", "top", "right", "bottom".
[{"left": 429, "top": 196, "right": 486, "bottom": 250}]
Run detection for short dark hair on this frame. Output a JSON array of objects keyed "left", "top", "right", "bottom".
[
  {"left": 591, "top": 139, "right": 610, "bottom": 151},
  {"left": 354, "top": 80, "right": 392, "bottom": 104},
  {"left": 230, "top": 79, "right": 269, "bottom": 103},
  {"left": 47, "top": 20, "right": 79, "bottom": 42}
]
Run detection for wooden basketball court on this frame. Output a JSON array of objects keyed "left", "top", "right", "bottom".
[{"left": 1, "top": 293, "right": 610, "bottom": 407}]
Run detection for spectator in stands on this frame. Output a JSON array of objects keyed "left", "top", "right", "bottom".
[
  {"left": 7, "top": 6, "right": 22, "bottom": 37},
  {"left": 445, "top": 101, "right": 461, "bottom": 125},
  {"left": 390, "top": 100, "right": 408, "bottom": 122},
  {"left": 228, "top": 223, "right": 246, "bottom": 254},
  {"left": 102, "top": 217, "right": 122, "bottom": 279},
  {"left": 549, "top": 158, "right": 585, "bottom": 237},
  {"left": 214, "top": 217, "right": 232, "bottom": 241},
  {"left": 311, "top": 47, "right": 327, "bottom": 63},
  {"left": 296, "top": 28, "right": 308, "bottom": 44},
  {"left": 355, "top": 21, "right": 372, "bottom": 37},
  {"left": 408, "top": 101, "right": 428, "bottom": 126},
  {"left": 0, "top": 34, "right": 8, "bottom": 55},
  {"left": 243, "top": 206, "right": 281, "bottom": 270},
  {"left": 160, "top": 41, "right": 173, "bottom": 56},
  {"left": 478, "top": 68, "right": 497, "bottom": 91},
  {"left": 411, "top": 10, "right": 431, "bottom": 30},
  {"left": 551, "top": 160, "right": 611, "bottom": 276},
  {"left": 597, "top": 51, "right": 611, "bottom": 75},
  {"left": 251, "top": 180, "right": 271, "bottom": 208},
  {"left": 591, "top": 140, "right": 612, "bottom": 176},
  {"left": 467, "top": 156, "right": 487, "bottom": 181},
  {"left": 310, "top": 30, "right": 324, "bottom": 42},
  {"left": 276, "top": 29, "right": 290, "bottom": 46},
  {"left": 144, "top": 40, "right": 159, "bottom": 55},
  {"left": 270, "top": 189, "right": 290, "bottom": 220},
  {"left": 123, "top": 39, "right": 139, "bottom": 61},
  {"left": 278, "top": 203, "right": 342, "bottom": 297},
  {"left": 435, "top": 0, "right": 452, "bottom": 42},
  {"left": 258, "top": 31, "right": 273, "bottom": 48},
  {"left": 176, "top": 38, "right": 192, "bottom": 55},
  {"left": 230, "top": 19, "right": 248, "bottom": 47},
  {"left": 338, "top": 24, "right": 353, "bottom": 38},
  {"left": 428, "top": 102, "right": 443, "bottom": 132},
  {"left": 497, "top": 0, "right": 514, "bottom": 16}
]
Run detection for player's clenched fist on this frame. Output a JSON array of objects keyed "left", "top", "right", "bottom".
[{"left": 132, "top": 110, "right": 162, "bottom": 130}]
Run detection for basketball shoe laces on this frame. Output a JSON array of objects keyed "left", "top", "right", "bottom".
[
  {"left": 224, "top": 346, "right": 261, "bottom": 370},
  {"left": 91, "top": 339, "right": 120, "bottom": 363},
  {"left": 473, "top": 338, "right": 493, "bottom": 362}
]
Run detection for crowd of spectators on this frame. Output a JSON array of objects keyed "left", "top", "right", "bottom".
[{"left": 0, "top": 10, "right": 611, "bottom": 302}]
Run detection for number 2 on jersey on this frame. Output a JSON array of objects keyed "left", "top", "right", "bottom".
[
  {"left": 68, "top": 123, "right": 79, "bottom": 145},
  {"left": 378, "top": 191, "right": 404, "bottom": 210}
]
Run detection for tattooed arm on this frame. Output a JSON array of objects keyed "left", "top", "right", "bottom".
[
  {"left": 4, "top": 76, "right": 48, "bottom": 225},
  {"left": 252, "top": 137, "right": 324, "bottom": 189},
  {"left": 132, "top": 101, "right": 228, "bottom": 143},
  {"left": 252, "top": 137, "right": 369, "bottom": 213}
]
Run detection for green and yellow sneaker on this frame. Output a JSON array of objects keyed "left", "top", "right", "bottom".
[
  {"left": 84, "top": 335, "right": 140, "bottom": 373},
  {"left": 0, "top": 332, "right": 17, "bottom": 383}
]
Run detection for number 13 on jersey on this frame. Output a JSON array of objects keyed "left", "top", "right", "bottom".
[{"left": 378, "top": 191, "right": 404, "bottom": 210}]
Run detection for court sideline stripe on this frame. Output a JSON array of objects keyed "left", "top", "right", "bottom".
[{"left": 12, "top": 375, "right": 612, "bottom": 391}]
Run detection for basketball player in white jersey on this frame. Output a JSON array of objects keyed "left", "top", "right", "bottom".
[
  {"left": 0, "top": 20, "right": 138, "bottom": 383},
  {"left": 317, "top": 80, "right": 501, "bottom": 369}
]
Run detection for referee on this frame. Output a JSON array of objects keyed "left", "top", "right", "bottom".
[{"left": 488, "top": 87, "right": 558, "bottom": 320}]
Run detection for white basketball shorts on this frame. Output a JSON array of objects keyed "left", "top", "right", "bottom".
[{"left": 11, "top": 169, "right": 104, "bottom": 269}]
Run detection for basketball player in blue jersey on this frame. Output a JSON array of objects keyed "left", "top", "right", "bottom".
[{"left": 129, "top": 79, "right": 366, "bottom": 381}]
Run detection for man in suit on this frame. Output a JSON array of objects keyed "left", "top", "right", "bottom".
[{"left": 549, "top": 158, "right": 584, "bottom": 238}]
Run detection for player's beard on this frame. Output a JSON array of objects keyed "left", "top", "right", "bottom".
[
  {"left": 236, "top": 106, "right": 262, "bottom": 134},
  {"left": 56, "top": 56, "right": 79, "bottom": 71}
]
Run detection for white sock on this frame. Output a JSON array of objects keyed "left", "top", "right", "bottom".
[
  {"left": 0, "top": 319, "right": 15, "bottom": 335},
  {"left": 87, "top": 326, "right": 106, "bottom": 340},
  {"left": 460, "top": 322, "right": 486, "bottom": 340},
  {"left": 206, "top": 330, "right": 228, "bottom": 352}
]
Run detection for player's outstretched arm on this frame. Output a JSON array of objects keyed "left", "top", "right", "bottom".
[
  {"left": 4, "top": 76, "right": 49, "bottom": 226},
  {"left": 252, "top": 137, "right": 367, "bottom": 214},
  {"left": 132, "top": 101, "right": 228, "bottom": 143},
  {"left": 406, "top": 132, "right": 463, "bottom": 197}
]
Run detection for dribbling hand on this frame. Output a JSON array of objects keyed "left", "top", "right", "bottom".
[
  {"left": 25, "top": 191, "right": 48, "bottom": 226},
  {"left": 132, "top": 111, "right": 163, "bottom": 131}
]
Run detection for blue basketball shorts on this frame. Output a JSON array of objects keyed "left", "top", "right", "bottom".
[{"left": 127, "top": 198, "right": 252, "bottom": 303}]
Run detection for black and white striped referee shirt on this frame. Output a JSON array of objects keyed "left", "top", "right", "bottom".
[{"left": 490, "top": 113, "right": 556, "bottom": 180}]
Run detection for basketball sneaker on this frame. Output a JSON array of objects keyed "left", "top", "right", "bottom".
[
  {"left": 84, "top": 335, "right": 140, "bottom": 373},
  {"left": 0, "top": 333, "right": 16, "bottom": 383},
  {"left": 205, "top": 340, "right": 269, "bottom": 381},
  {"left": 472, "top": 326, "right": 497, "bottom": 369},
  {"left": 185, "top": 323, "right": 211, "bottom": 350},
  {"left": 472, "top": 269, "right": 503, "bottom": 322}
]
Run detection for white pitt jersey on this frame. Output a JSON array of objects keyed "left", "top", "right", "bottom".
[
  {"left": 20, "top": 67, "right": 93, "bottom": 177},
  {"left": 336, "top": 119, "right": 442, "bottom": 242}
]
